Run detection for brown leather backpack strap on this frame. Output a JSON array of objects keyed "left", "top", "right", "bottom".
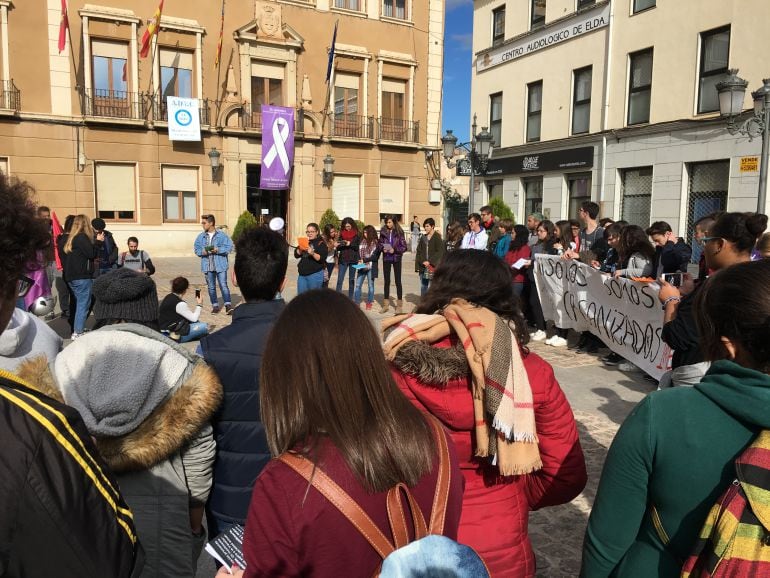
[
  {"left": 425, "top": 414, "right": 452, "bottom": 534},
  {"left": 386, "top": 483, "right": 429, "bottom": 549},
  {"left": 278, "top": 453, "right": 395, "bottom": 559}
]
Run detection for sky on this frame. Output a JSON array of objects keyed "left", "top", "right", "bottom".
[{"left": 442, "top": 0, "right": 474, "bottom": 144}]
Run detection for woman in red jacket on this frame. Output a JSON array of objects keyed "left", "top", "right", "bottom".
[
  {"left": 387, "top": 250, "right": 587, "bottom": 577},
  {"left": 219, "top": 290, "right": 464, "bottom": 578}
]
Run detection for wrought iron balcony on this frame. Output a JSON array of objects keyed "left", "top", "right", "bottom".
[
  {"left": 0, "top": 79, "right": 20, "bottom": 112},
  {"left": 241, "top": 103, "right": 302, "bottom": 133},
  {"left": 378, "top": 118, "right": 420, "bottom": 143},
  {"left": 83, "top": 89, "right": 147, "bottom": 120},
  {"left": 153, "top": 96, "right": 211, "bottom": 126},
  {"left": 328, "top": 113, "right": 375, "bottom": 139}
]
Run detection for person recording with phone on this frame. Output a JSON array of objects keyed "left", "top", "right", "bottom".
[
  {"left": 159, "top": 276, "right": 209, "bottom": 343},
  {"left": 658, "top": 212, "right": 768, "bottom": 389}
]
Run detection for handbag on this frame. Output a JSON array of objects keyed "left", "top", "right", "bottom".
[{"left": 422, "top": 237, "right": 434, "bottom": 280}]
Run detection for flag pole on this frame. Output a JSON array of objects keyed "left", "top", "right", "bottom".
[
  {"left": 321, "top": 20, "right": 338, "bottom": 133},
  {"left": 214, "top": 0, "right": 226, "bottom": 123}
]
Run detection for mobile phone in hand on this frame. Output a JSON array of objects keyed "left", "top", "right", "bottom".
[
  {"left": 195, "top": 288, "right": 201, "bottom": 298},
  {"left": 663, "top": 273, "right": 683, "bottom": 287}
]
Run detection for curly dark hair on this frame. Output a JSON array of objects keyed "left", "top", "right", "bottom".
[
  {"left": 417, "top": 249, "right": 529, "bottom": 346},
  {"left": 0, "top": 174, "right": 51, "bottom": 296}
]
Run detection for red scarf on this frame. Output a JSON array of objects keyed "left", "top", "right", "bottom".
[{"left": 341, "top": 229, "right": 357, "bottom": 243}]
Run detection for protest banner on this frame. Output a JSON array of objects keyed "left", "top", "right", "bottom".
[{"left": 533, "top": 255, "right": 672, "bottom": 380}]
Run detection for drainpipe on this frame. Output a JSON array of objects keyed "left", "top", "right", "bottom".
[{"left": 598, "top": 0, "right": 615, "bottom": 211}]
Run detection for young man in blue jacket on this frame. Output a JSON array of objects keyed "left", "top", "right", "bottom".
[{"left": 194, "top": 214, "right": 234, "bottom": 314}]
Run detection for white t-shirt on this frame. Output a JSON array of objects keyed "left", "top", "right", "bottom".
[{"left": 461, "top": 229, "right": 488, "bottom": 250}]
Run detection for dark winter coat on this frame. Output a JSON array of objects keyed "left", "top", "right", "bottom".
[
  {"left": 654, "top": 238, "right": 692, "bottom": 275},
  {"left": 0, "top": 371, "right": 141, "bottom": 577},
  {"left": 378, "top": 227, "right": 407, "bottom": 263},
  {"left": 200, "top": 300, "right": 285, "bottom": 527},
  {"left": 62, "top": 233, "right": 101, "bottom": 282},
  {"left": 415, "top": 232, "right": 445, "bottom": 274}
]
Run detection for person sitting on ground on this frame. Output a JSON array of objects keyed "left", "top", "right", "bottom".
[
  {"left": 504, "top": 224, "right": 532, "bottom": 299},
  {"left": 219, "top": 290, "right": 464, "bottom": 577},
  {"left": 159, "top": 276, "right": 208, "bottom": 343},
  {"left": 657, "top": 211, "right": 768, "bottom": 389},
  {"left": 493, "top": 218, "right": 514, "bottom": 259},
  {"left": 581, "top": 258, "right": 770, "bottom": 577},
  {"left": 614, "top": 225, "right": 655, "bottom": 279},
  {"left": 200, "top": 228, "right": 289, "bottom": 539},
  {"left": 385, "top": 249, "right": 586, "bottom": 576},
  {"left": 119, "top": 236, "right": 155, "bottom": 275},
  {"left": 0, "top": 176, "right": 141, "bottom": 577},
  {"left": 646, "top": 221, "right": 692, "bottom": 277}
]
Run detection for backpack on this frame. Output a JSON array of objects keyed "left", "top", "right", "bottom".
[
  {"left": 279, "top": 415, "right": 489, "bottom": 578},
  {"left": 677, "top": 430, "right": 770, "bottom": 577}
]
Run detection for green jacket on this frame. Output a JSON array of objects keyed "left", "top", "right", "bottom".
[
  {"left": 581, "top": 361, "right": 770, "bottom": 577},
  {"left": 415, "top": 232, "right": 445, "bottom": 274}
]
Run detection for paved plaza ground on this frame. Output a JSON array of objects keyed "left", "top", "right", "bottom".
[{"left": 45, "top": 251, "right": 653, "bottom": 577}]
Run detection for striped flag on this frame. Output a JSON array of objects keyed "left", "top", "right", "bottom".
[
  {"left": 58, "top": 0, "right": 68, "bottom": 54},
  {"left": 215, "top": 0, "right": 225, "bottom": 67},
  {"left": 139, "top": 0, "right": 164, "bottom": 58}
]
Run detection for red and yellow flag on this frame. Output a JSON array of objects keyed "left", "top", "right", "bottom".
[
  {"left": 139, "top": 0, "right": 164, "bottom": 58},
  {"left": 215, "top": 0, "right": 225, "bottom": 67},
  {"left": 58, "top": 0, "right": 68, "bottom": 54}
]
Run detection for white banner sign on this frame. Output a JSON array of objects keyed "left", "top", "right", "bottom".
[
  {"left": 167, "top": 97, "right": 201, "bottom": 141},
  {"left": 534, "top": 255, "right": 672, "bottom": 380},
  {"left": 477, "top": 3, "right": 610, "bottom": 73}
]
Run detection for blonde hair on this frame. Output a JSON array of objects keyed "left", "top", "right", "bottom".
[{"left": 64, "top": 215, "right": 95, "bottom": 254}]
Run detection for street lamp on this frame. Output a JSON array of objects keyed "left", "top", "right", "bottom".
[
  {"left": 208, "top": 147, "right": 222, "bottom": 182},
  {"left": 321, "top": 153, "right": 335, "bottom": 187},
  {"left": 441, "top": 114, "right": 495, "bottom": 212},
  {"left": 717, "top": 69, "right": 770, "bottom": 213}
]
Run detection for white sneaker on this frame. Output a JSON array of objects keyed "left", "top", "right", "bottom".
[
  {"left": 618, "top": 361, "right": 639, "bottom": 372},
  {"left": 530, "top": 330, "right": 547, "bottom": 341},
  {"left": 548, "top": 336, "right": 568, "bottom": 347},
  {"left": 544, "top": 335, "right": 555, "bottom": 345},
  {"left": 70, "top": 332, "right": 81, "bottom": 340}
]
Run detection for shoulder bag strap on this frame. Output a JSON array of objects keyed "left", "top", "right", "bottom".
[
  {"left": 278, "top": 453, "right": 395, "bottom": 559},
  {"left": 425, "top": 414, "right": 451, "bottom": 534},
  {"left": 386, "top": 483, "right": 427, "bottom": 550}
]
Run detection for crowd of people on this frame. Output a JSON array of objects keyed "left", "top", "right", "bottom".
[{"left": 4, "top": 164, "right": 770, "bottom": 578}]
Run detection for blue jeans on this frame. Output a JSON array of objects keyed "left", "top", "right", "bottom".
[
  {"left": 354, "top": 268, "right": 375, "bottom": 304},
  {"left": 68, "top": 278, "right": 93, "bottom": 334},
  {"left": 336, "top": 263, "right": 356, "bottom": 298},
  {"left": 297, "top": 269, "right": 325, "bottom": 294},
  {"left": 420, "top": 276, "right": 431, "bottom": 297},
  {"left": 205, "top": 270, "right": 231, "bottom": 306},
  {"left": 179, "top": 322, "right": 209, "bottom": 343}
]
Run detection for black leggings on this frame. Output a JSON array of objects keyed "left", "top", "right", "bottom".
[
  {"left": 383, "top": 260, "right": 403, "bottom": 300},
  {"left": 528, "top": 281, "right": 546, "bottom": 331}
]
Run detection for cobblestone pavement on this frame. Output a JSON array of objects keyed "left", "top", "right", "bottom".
[{"left": 44, "top": 252, "right": 650, "bottom": 577}]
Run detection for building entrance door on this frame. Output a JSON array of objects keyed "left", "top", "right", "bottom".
[{"left": 246, "top": 164, "right": 288, "bottom": 230}]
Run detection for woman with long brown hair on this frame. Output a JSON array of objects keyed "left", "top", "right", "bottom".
[
  {"left": 228, "top": 290, "right": 463, "bottom": 577},
  {"left": 62, "top": 214, "right": 103, "bottom": 338},
  {"left": 445, "top": 220, "right": 464, "bottom": 253},
  {"left": 386, "top": 249, "right": 586, "bottom": 577}
]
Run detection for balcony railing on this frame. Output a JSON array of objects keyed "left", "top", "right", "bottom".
[
  {"left": 154, "top": 96, "right": 211, "bottom": 126},
  {"left": 378, "top": 118, "right": 419, "bottom": 143},
  {"left": 83, "top": 89, "right": 147, "bottom": 120},
  {"left": 241, "top": 103, "right": 302, "bottom": 132},
  {"left": 0, "top": 79, "right": 20, "bottom": 112},
  {"left": 328, "top": 113, "right": 374, "bottom": 139}
]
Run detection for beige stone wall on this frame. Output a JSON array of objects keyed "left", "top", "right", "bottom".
[{"left": 0, "top": 0, "right": 444, "bottom": 255}]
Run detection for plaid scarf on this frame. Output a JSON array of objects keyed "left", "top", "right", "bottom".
[{"left": 382, "top": 299, "right": 541, "bottom": 476}]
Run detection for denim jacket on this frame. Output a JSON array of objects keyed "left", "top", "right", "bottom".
[{"left": 194, "top": 230, "right": 233, "bottom": 272}]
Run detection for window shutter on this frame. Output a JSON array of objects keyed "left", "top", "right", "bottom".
[
  {"left": 96, "top": 163, "right": 136, "bottom": 211},
  {"left": 92, "top": 40, "right": 128, "bottom": 59},
  {"left": 332, "top": 175, "right": 361, "bottom": 220},
  {"left": 162, "top": 166, "right": 198, "bottom": 191},
  {"left": 379, "top": 177, "right": 405, "bottom": 215},
  {"left": 251, "top": 61, "right": 285, "bottom": 80}
]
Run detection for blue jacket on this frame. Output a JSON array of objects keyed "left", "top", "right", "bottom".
[
  {"left": 200, "top": 299, "right": 284, "bottom": 527},
  {"left": 193, "top": 229, "right": 233, "bottom": 273},
  {"left": 493, "top": 233, "right": 512, "bottom": 259}
]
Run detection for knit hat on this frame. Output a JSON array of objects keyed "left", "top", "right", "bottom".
[{"left": 92, "top": 268, "right": 159, "bottom": 322}]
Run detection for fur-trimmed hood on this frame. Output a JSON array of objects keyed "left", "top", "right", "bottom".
[
  {"left": 17, "top": 324, "right": 222, "bottom": 473},
  {"left": 391, "top": 340, "right": 470, "bottom": 386}
]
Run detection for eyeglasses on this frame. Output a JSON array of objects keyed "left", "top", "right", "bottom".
[
  {"left": 305, "top": 230, "right": 317, "bottom": 234},
  {"left": 17, "top": 276, "right": 34, "bottom": 298},
  {"left": 700, "top": 236, "right": 721, "bottom": 245}
]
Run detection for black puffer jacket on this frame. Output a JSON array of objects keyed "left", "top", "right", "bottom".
[{"left": 0, "top": 372, "right": 141, "bottom": 577}]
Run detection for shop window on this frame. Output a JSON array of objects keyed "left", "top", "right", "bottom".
[
  {"left": 567, "top": 173, "right": 591, "bottom": 220},
  {"left": 524, "top": 177, "right": 543, "bottom": 217},
  {"left": 620, "top": 167, "right": 653, "bottom": 227}
]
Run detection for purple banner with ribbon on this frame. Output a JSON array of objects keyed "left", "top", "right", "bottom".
[{"left": 260, "top": 105, "right": 295, "bottom": 190}]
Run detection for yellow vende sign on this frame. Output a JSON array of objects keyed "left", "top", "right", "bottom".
[{"left": 740, "top": 156, "right": 759, "bottom": 173}]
